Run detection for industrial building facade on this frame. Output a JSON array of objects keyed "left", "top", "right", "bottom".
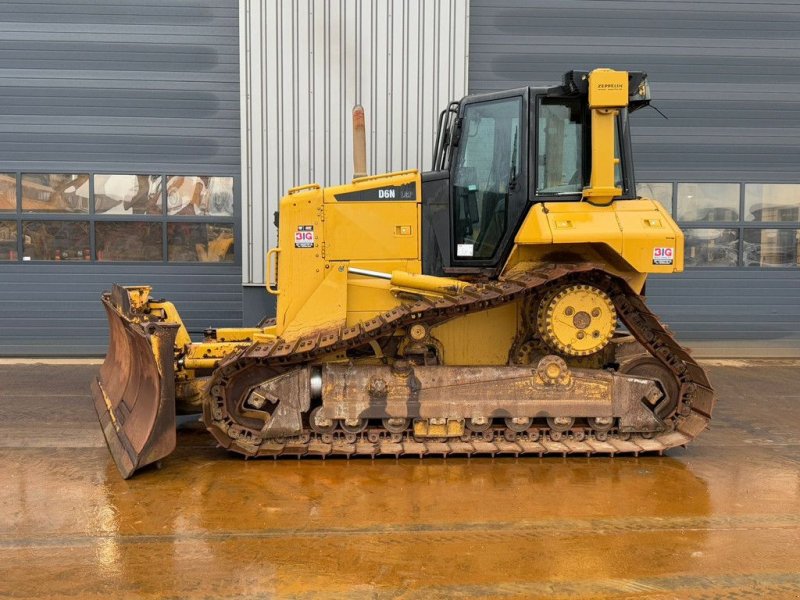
[{"left": 0, "top": 0, "right": 797, "bottom": 356}]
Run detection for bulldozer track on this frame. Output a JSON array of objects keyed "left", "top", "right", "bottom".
[{"left": 204, "top": 263, "right": 715, "bottom": 459}]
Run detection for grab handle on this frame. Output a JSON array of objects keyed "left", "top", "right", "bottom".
[{"left": 266, "top": 248, "right": 281, "bottom": 295}]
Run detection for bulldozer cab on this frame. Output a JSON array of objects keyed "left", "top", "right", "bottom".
[{"left": 422, "top": 70, "right": 648, "bottom": 275}]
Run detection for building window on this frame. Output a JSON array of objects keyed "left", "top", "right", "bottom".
[
  {"left": 677, "top": 183, "right": 739, "bottom": 222},
  {"left": 744, "top": 184, "right": 800, "bottom": 222},
  {"left": 0, "top": 174, "right": 16, "bottom": 212},
  {"left": 94, "top": 175, "right": 163, "bottom": 215},
  {"left": 22, "top": 221, "right": 90, "bottom": 261},
  {"left": 684, "top": 228, "right": 739, "bottom": 267},
  {"left": 22, "top": 174, "right": 90, "bottom": 213},
  {"left": 743, "top": 229, "right": 800, "bottom": 267},
  {"left": 167, "top": 176, "right": 234, "bottom": 217},
  {"left": 0, "top": 173, "right": 236, "bottom": 264},
  {"left": 96, "top": 222, "right": 163, "bottom": 262},
  {"left": 0, "top": 221, "right": 17, "bottom": 260},
  {"left": 168, "top": 223, "right": 234, "bottom": 263}
]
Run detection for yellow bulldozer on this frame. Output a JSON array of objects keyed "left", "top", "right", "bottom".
[{"left": 92, "top": 68, "right": 715, "bottom": 478}]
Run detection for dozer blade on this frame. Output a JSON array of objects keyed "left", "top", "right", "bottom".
[{"left": 91, "top": 285, "right": 180, "bottom": 478}]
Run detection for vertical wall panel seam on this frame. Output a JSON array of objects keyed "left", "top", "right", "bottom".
[
  {"left": 419, "top": 3, "right": 425, "bottom": 168},
  {"left": 239, "top": 0, "right": 250, "bottom": 282},
  {"left": 308, "top": 1, "right": 314, "bottom": 183},
  {"left": 323, "top": 0, "right": 328, "bottom": 186},
  {"left": 341, "top": 1, "right": 346, "bottom": 184},
  {"left": 276, "top": 1, "right": 283, "bottom": 207},
  {"left": 385, "top": 0, "right": 389, "bottom": 172}
]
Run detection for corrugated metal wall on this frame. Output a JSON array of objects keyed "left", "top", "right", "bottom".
[
  {"left": 0, "top": 0, "right": 240, "bottom": 173},
  {"left": 240, "top": 0, "right": 469, "bottom": 285},
  {"left": 469, "top": 0, "right": 800, "bottom": 182},
  {"left": 0, "top": 1, "right": 241, "bottom": 356},
  {"left": 470, "top": 0, "right": 800, "bottom": 356}
]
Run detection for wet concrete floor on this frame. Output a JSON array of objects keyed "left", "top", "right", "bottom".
[{"left": 1, "top": 360, "right": 799, "bottom": 599}]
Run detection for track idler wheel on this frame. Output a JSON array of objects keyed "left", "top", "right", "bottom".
[{"left": 620, "top": 357, "right": 681, "bottom": 421}]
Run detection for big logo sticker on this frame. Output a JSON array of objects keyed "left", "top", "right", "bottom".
[
  {"left": 653, "top": 246, "right": 674, "bottom": 265},
  {"left": 295, "top": 225, "right": 315, "bottom": 248}
]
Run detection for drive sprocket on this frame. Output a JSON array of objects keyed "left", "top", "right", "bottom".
[{"left": 537, "top": 283, "right": 616, "bottom": 356}]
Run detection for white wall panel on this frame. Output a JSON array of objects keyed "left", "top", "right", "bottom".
[{"left": 240, "top": 0, "right": 469, "bottom": 284}]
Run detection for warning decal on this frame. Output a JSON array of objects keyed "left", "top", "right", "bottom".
[
  {"left": 295, "top": 225, "right": 315, "bottom": 248},
  {"left": 652, "top": 246, "right": 674, "bottom": 265}
]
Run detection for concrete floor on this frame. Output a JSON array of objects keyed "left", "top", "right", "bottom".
[{"left": 1, "top": 361, "right": 799, "bottom": 599}]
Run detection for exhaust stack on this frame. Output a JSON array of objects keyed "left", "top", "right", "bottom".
[{"left": 352, "top": 104, "right": 367, "bottom": 178}]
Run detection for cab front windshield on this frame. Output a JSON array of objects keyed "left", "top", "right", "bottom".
[{"left": 452, "top": 97, "right": 521, "bottom": 260}]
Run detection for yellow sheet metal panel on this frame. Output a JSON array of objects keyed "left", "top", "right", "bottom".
[
  {"left": 274, "top": 186, "right": 327, "bottom": 332},
  {"left": 514, "top": 203, "right": 553, "bottom": 245},
  {"left": 512, "top": 199, "right": 684, "bottom": 276},
  {"left": 324, "top": 171, "right": 421, "bottom": 261},
  {"left": 325, "top": 202, "right": 419, "bottom": 260},
  {"left": 281, "top": 265, "right": 348, "bottom": 340},
  {"left": 615, "top": 200, "right": 684, "bottom": 273},
  {"left": 544, "top": 202, "right": 624, "bottom": 254},
  {"left": 346, "top": 282, "right": 399, "bottom": 324},
  {"left": 431, "top": 303, "right": 518, "bottom": 366},
  {"left": 325, "top": 178, "right": 422, "bottom": 260}
]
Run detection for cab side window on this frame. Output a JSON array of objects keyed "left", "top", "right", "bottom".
[
  {"left": 452, "top": 97, "right": 521, "bottom": 259},
  {"left": 536, "top": 98, "right": 584, "bottom": 195}
]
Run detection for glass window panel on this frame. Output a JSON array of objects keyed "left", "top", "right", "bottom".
[
  {"left": 536, "top": 98, "right": 584, "bottom": 195},
  {"left": 22, "top": 221, "right": 89, "bottom": 261},
  {"left": 168, "top": 223, "right": 234, "bottom": 263},
  {"left": 0, "top": 173, "right": 16, "bottom": 212},
  {"left": 452, "top": 97, "right": 520, "bottom": 259},
  {"left": 684, "top": 228, "right": 739, "bottom": 267},
  {"left": 21, "top": 174, "right": 89, "bottom": 213},
  {"left": 96, "top": 222, "right": 163, "bottom": 262},
  {"left": 677, "top": 183, "right": 739, "bottom": 222},
  {"left": 744, "top": 184, "right": 800, "bottom": 222},
  {"left": 0, "top": 221, "right": 17, "bottom": 260},
  {"left": 94, "top": 175, "right": 163, "bottom": 215},
  {"left": 743, "top": 228, "right": 799, "bottom": 267},
  {"left": 166, "top": 176, "right": 234, "bottom": 216},
  {"left": 637, "top": 182, "right": 673, "bottom": 213}
]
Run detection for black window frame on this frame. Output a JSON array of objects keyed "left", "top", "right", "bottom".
[
  {"left": 533, "top": 95, "right": 637, "bottom": 202},
  {"left": 449, "top": 88, "right": 529, "bottom": 269}
]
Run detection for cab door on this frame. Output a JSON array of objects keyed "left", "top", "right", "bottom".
[{"left": 450, "top": 90, "right": 528, "bottom": 268}]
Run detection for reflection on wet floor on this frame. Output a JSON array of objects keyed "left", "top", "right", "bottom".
[{"left": 1, "top": 362, "right": 800, "bottom": 599}]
